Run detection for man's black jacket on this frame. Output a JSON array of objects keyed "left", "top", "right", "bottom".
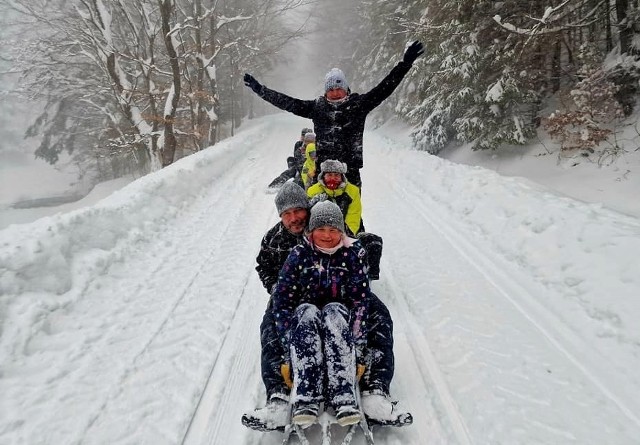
[
  {"left": 255, "top": 61, "right": 413, "bottom": 171},
  {"left": 255, "top": 221, "right": 302, "bottom": 292}
]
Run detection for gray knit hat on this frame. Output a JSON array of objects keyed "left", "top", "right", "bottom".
[
  {"left": 308, "top": 201, "right": 345, "bottom": 233},
  {"left": 275, "top": 182, "right": 309, "bottom": 215},
  {"left": 324, "top": 68, "right": 349, "bottom": 93},
  {"left": 303, "top": 132, "right": 316, "bottom": 143}
]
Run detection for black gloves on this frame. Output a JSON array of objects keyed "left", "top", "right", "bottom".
[
  {"left": 243, "top": 73, "right": 263, "bottom": 94},
  {"left": 403, "top": 40, "right": 424, "bottom": 64}
]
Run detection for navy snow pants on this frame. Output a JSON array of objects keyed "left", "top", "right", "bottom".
[
  {"left": 260, "top": 294, "right": 394, "bottom": 399},
  {"left": 288, "top": 303, "right": 357, "bottom": 408}
]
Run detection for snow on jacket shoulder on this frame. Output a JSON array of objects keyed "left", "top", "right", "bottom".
[
  {"left": 271, "top": 239, "right": 370, "bottom": 350},
  {"left": 255, "top": 221, "right": 302, "bottom": 292}
]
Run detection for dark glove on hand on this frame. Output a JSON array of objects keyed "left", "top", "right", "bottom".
[
  {"left": 243, "top": 73, "right": 262, "bottom": 94},
  {"left": 403, "top": 40, "right": 424, "bottom": 64},
  {"left": 309, "top": 192, "right": 328, "bottom": 207}
]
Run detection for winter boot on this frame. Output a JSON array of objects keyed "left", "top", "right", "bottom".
[
  {"left": 241, "top": 393, "right": 290, "bottom": 432},
  {"left": 361, "top": 391, "right": 412, "bottom": 426},
  {"left": 335, "top": 404, "right": 362, "bottom": 427},
  {"left": 292, "top": 402, "right": 319, "bottom": 426}
]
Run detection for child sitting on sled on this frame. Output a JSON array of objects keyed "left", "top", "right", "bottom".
[
  {"left": 271, "top": 200, "right": 370, "bottom": 427},
  {"left": 300, "top": 132, "right": 317, "bottom": 190}
]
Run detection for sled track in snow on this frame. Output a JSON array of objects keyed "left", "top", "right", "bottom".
[
  {"left": 178, "top": 197, "right": 272, "bottom": 443},
  {"left": 180, "top": 145, "right": 284, "bottom": 444},
  {"left": 385, "top": 177, "right": 640, "bottom": 430},
  {"left": 78, "top": 132, "right": 277, "bottom": 442},
  {"left": 379, "top": 268, "right": 474, "bottom": 445}
]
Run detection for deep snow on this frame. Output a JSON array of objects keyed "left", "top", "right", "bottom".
[{"left": 1, "top": 114, "right": 640, "bottom": 444}]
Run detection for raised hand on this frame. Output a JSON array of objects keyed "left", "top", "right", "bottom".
[
  {"left": 403, "top": 41, "right": 425, "bottom": 64},
  {"left": 243, "top": 73, "right": 263, "bottom": 94}
]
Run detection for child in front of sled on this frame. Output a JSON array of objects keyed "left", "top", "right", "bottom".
[{"left": 271, "top": 200, "right": 371, "bottom": 427}]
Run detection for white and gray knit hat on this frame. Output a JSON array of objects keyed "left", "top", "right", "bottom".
[
  {"left": 303, "top": 132, "right": 316, "bottom": 143},
  {"left": 319, "top": 159, "right": 347, "bottom": 183},
  {"left": 275, "top": 181, "right": 309, "bottom": 215},
  {"left": 324, "top": 68, "right": 349, "bottom": 93},
  {"left": 320, "top": 159, "right": 347, "bottom": 174},
  {"left": 308, "top": 200, "right": 345, "bottom": 233}
]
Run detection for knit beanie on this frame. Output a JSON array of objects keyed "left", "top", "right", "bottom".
[
  {"left": 303, "top": 132, "right": 316, "bottom": 143},
  {"left": 275, "top": 181, "right": 309, "bottom": 215},
  {"left": 308, "top": 200, "right": 345, "bottom": 233},
  {"left": 324, "top": 68, "right": 349, "bottom": 93}
]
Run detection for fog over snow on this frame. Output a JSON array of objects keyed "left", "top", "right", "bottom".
[{"left": 1, "top": 114, "right": 639, "bottom": 445}]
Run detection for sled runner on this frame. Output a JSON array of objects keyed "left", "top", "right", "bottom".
[
  {"left": 243, "top": 377, "right": 412, "bottom": 444},
  {"left": 281, "top": 384, "right": 375, "bottom": 445}
]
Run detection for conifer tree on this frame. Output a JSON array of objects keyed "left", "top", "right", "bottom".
[{"left": 405, "top": 0, "right": 538, "bottom": 153}]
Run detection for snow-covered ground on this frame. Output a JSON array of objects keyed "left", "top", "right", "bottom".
[
  {"left": 0, "top": 177, "right": 135, "bottom": 230},
  {"left": 1, "top": 114, "right": 639, "bottom": 444}
]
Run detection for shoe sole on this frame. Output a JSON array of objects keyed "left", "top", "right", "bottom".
[
  {"left": 292, "top": 414, "right": 317, "bottom": 426},
  {"left": 337, "top": 413, "right": 362, "bottom": 427}
]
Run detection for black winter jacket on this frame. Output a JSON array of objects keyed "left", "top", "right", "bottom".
[
  {"left": 256, "top": 61, "right": 413, "bottom": 170},
  {"left": 255, "top": 221, "right": 303, "bottom": 292}
]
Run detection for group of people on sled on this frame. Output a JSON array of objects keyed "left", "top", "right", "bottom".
[
  {"left": 267, "top": 128, "right": 318, "bottom": 190},
  {"left": 241, "top": 40, "right": 425, "bottom": 432}
]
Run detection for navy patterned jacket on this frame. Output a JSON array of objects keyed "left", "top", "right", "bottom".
[{"left": 271, "top": 237, "right": 371, "bottom": 350}]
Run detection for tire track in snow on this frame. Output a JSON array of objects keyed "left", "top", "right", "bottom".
[{"left": 179, "top": 203, "right": 277, "bottom": 444}]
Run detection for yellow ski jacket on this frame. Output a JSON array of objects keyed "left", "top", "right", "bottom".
[{"left": 307, "top": 180, "right": 362, "bottom": 236}]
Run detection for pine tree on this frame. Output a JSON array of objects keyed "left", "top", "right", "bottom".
[{"left": 404, "top": 0, "right": 538, "bottom": 154}]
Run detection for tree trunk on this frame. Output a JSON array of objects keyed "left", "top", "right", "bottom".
[
  {"left": 551, "top": 37, "right": 561, "bottom": 93},
  {"left": 617, "top": 0, "right": 632, "bottom": 54},
  {"left": 159, "top": 0, "right": 181, "bottom": 167},
  {"left": 606, "top": 0, "right": 613, "bottom": 51}
]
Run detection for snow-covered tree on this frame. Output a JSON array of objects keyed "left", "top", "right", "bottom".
[
  {"left": 494, "top": 0, "right": 640, "bottom": 157},
  {"left": 400, "top": 1, "right": 537, "bottom": 153},
  {"left": 351, "top": 0, "right": 418, "bottom": 124},
  {"left": 3, "top": 0, "right": 306, "bottom": 176}
]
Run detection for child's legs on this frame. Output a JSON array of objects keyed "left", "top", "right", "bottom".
[
  {"left": 290, "top": 303, "right": 324, "bottom": 404},
  {"left": 321, "top": 303, "right": 357, "bottom": 408}
]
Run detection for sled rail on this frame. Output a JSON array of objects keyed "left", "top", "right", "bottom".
[{"left": 281, "top": 389, "right": 374, "bottom": 445}]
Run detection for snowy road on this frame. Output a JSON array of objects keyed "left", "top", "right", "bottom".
[{"left": 1, "top": 115, "right": 640, "bottom": 444}]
